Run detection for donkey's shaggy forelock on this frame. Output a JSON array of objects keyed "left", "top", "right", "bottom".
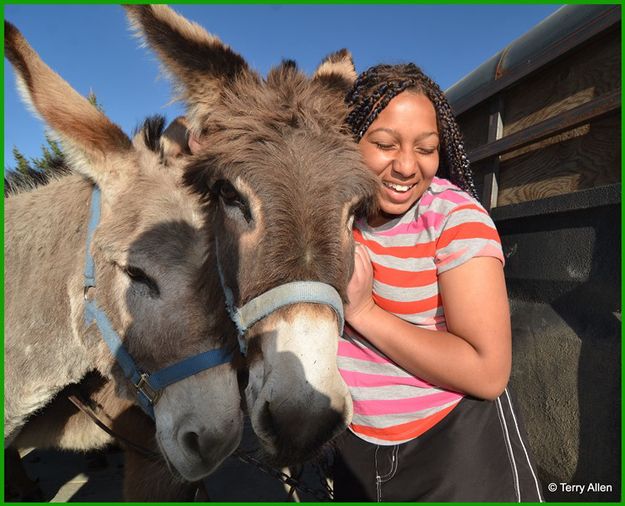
[{"left": 192, "top": 60, "right": 354, "bottom": 139}]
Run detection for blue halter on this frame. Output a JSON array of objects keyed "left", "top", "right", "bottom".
[{"left": 83, "top": 186, "right": 233, "bottom": 419}]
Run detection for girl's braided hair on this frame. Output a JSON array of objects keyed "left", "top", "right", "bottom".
[{"left": 345, "top": 63, "right": 478, "bottom": 200}]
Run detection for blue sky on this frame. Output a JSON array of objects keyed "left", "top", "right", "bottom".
[{"left": 4, "top": 4, "right": 561, "bottom": 168}]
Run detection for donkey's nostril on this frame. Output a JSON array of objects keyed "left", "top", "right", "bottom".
[
  {"left": 182, "top": 430, "right": 201, "bottom": 456},
  {"left": 180, "top": 427, "right": 235, "bottom": 465}
]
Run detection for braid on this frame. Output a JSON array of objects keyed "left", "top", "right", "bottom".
[{"left": 345, "top": 64, "right": 478, "bottom": 200}]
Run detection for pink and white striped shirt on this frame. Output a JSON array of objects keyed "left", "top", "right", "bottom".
[{"left": 338, "top": 177, "right": 505, "bottom": 445}]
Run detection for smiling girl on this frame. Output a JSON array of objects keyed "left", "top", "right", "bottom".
[{"left": 333, "top": 63, "right": 543, "bottom": 502}]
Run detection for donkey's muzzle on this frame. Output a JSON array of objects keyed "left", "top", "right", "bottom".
[{"left": 245, "top": 304, "right": 353, "bottom": 465}]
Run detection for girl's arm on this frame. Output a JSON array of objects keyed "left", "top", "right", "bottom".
[{"left": 346, "top": 244, "right": 511, "bottom": 400}]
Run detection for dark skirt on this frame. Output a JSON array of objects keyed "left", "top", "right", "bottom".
[{"left": 332, "top": 388, "right": 544, "bottom": 502}]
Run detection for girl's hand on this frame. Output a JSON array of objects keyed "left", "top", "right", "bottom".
[{"left": 345, "top": 244, "right": 376, "bottom": 323}]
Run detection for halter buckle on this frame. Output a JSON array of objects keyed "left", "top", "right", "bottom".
[
  {"left": 134, "top": 373, "right": 161, "bottom": 405},
  {"left": 83, "top": 285, "right": 95, "bottom": 301}
]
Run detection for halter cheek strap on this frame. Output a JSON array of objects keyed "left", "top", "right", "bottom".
[{"left": 83, "top": 186, "right": 232, "bottom": 419}]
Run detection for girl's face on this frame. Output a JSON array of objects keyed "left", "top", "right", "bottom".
[{"left": 359, "top": 91, "right": 439, "bottom": 225}]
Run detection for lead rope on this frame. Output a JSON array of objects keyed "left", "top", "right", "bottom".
[
  {"left": 230, "top": 451, "right": 333, "bottom": 501},
  {"left": 67, "top": 390, "right": 161, "bottom": 461}
]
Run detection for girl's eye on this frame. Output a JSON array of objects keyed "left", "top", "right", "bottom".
[
  {"left": 375, "top": 143, "right": 394, "bottom": 150},
  {"left": 417, "top": 147, "right": 438, "bottom": 155}
]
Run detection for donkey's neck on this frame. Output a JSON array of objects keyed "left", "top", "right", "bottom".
[{"left": 4, "top": 174, "right": 98, "bottom": 441}]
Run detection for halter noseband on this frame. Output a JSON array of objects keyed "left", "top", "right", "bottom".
[{"left": 82, "top": 186, "right": 233, "bottom": 419}]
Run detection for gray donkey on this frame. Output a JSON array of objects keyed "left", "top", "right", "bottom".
[
  {"left": 6, "top": 117, "right": 218, "bottom": 501},
  {"left": 4, "top": 21, "right": 243, "bottom": 485},
  {"left": 125, "top": 3, "right": 379, "bottom": 467}
]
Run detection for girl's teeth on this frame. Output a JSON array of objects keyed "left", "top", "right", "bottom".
[{"left": 385, "top": 182, "right": 412, "bottom": 192}]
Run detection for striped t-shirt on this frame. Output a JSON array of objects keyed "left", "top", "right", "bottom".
[{"left": 338, "top": 177, "right": 505, "bottom": 445}]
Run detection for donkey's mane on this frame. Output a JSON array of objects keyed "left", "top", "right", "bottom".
[
  {"left": 4, "top": 160, "right": 70, "bottom": 197},
  {"left": 5, "top": 115, "right": 168, "bottom": 197},
  {"left": 133, "top": 115, "right": 166, "bottom": 154}
]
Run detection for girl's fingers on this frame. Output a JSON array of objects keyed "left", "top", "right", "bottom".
[{"left": 356, "top": 244, "right": 372, "bottom": 275}]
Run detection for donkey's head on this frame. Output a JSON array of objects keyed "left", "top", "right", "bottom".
[
  {"left": 125, "top": 5, "right": 378, "bottom": 464},
  {"left": 5, "top": 22, "right": 243, "bottom": 480}
]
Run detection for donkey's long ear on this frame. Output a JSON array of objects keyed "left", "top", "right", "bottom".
[
  {"left": 312, "top": 49, "right": 357, "bottom": 94},
  {"left": 4, "top": 21, "right": 132, "bottom": 187},
  {"left": 124, "top": 5, "right": 252, "bottom": 134}
]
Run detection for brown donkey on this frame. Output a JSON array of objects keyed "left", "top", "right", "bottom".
[
  {"left": 6, "top": 5, "right": 378, "bottom": 498},
  {"left": 4, "top": 21, "right": 244, "bottom": 489},
  {"left": 125, "top": 4, "right": 379, "bottom": 466}
]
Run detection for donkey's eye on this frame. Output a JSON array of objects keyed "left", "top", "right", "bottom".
[
  {"left": 214, "top": 180, "right": 252, "bottom": 223},
  {"left": 120, "top": 265, "right": 160, "bottom": 298},
  {"left": 218, "top": 181, "right": 241, "bottom": 205}
]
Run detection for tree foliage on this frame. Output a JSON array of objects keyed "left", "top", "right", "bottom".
[{"left": 5, "top": 91, "right": 105, "bottom": 194}]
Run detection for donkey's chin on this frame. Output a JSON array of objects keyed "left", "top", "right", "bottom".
[
  {"left": 250, "top": 399, "right": 349, "bottom": 467},
  {"left": 255, "top": 426, "right": 348, "bottom": 468},
  {"left": 155, "top": 413, "right": 243, "bottom": 481}
]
